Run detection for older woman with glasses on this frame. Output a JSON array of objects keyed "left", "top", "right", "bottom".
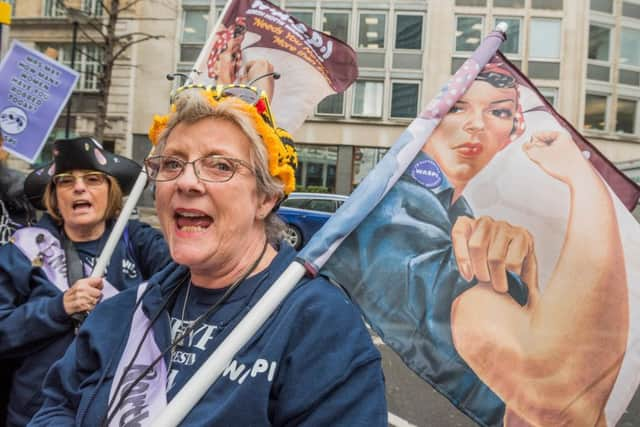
[
  {"left": 0, "top": 137, "right": 171, "bottom": 426},
  {"left": 31, "top": 86, "right": 387, "bottom": 426}
]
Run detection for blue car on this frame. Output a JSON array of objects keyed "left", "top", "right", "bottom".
[{"left": 277, "top": 192, "right": 348, "bottom": 249}]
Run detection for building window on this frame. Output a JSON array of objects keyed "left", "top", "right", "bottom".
[
  {"left": 529, "top": 18, "right": 561, "bottom": 59},
  {"left": 83, "top": 0, "right": 102, "bottom": 16},
  {"left": 352, "top": 80, "right": 384, "bottom": 118},
  {"left": 531, "top": 0, "right": 563, "bottom": 9},
  {"left": 456, "top": 15, "right": 483, "bottom": 53},
  {"left": 353, "top": 147, "right": 387, "bottom": 187},
  {"left": 390, "top": 82, "right": 419, "bottom": 119},
  {"left": 316, "top": 93, "right": 345, "bottom": 116},
  {"left": 44, "top": 44, "right": 103, "bottom": 91},
  {"left": 623, "top": 1, "right": 640, "bottom": 19},
  {"left": 493, "top": 0, "right": 525, "bottom": 7},
  {"left": 358, "top": 12, "right": 386, "bottom": 49},
  {"left": 538, "top": 87, "right": 558, "bottom": 107},
  {"left": 295, "top": 145, "right": 338, "bottom": 192},
  {"left": 290, "top": 10, "right": 313, "bottom": 27},
  {"left": 584, "top": 93, "right": 608, "bottom": 131},
  {"left": 621, "top": 27, "right": 640, "bottom": 68},
  {"left": 43, "top": 0, "right": 66, "bottom": 17},
  {"left": 455, "top": 0, "right": 487, "bottom": 5},
  {"left": 180, "top": 8, "right": 209, "bottom": 64},
  {"left": 591, "top": 0, "right": 614, "bottom": 13},
  {"left": 395, "top": 14, "right": 423, "bottom": 50},
  {"left": 494, "top": 17, "right": 521, "bottom": 55},
  {"left": 616, "top": 99, "right": 638, "bottom": 134},
  {"left": 588, "top": 25, "right": 611, "bottom": 61},
  {"left": 323, "top": 12, "right": 350, "bottom": 44},
  {"left": 587, "top": 24, "right": 611, "bottom": 81}
]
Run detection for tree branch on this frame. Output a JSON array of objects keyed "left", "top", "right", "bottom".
[
  {"left": 113, "top": 31, "right": 159, "bottom": 43},
  {"left": 112, "top": 34, "right": 163, "bottom": 61}
]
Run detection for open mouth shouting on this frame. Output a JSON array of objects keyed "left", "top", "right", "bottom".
[
  {"left": 72, "top": 199, "right": 93, "bottom": 213},
  {"left": 175, "top": 208, "right": 214, "bottom": 233}
]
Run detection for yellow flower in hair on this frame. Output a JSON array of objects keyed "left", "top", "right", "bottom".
[{"left": 148, "top": 114, "right": 169, "bottom": 146}]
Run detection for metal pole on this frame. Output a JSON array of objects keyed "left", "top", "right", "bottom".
[{"left": 64, "top": 20, "right": 78, "bottom": 138}]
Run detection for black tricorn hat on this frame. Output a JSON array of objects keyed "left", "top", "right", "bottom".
[{"left": 24, "top": 137, "right": 141, "bottom": 210}]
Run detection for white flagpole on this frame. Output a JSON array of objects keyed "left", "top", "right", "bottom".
[
  {"left": 90, "top": 171, "right": 147, "bottom": 277},
  {"left": 189, "top": 0, "right": 235, "bottom": 84},
  {"left": 152, "top": 261, "right": 307, "bottom": 427}
]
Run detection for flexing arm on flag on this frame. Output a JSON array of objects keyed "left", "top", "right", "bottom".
[
  {"left": 319, "top": 53, "right": 637, "bottom": 427},
  {"left": 451, "top": 129, "right": 627, "bottom": 427}
]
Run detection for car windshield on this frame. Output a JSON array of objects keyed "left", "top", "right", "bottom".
[{"left": 281, "top": 197, "right": 338, "bottom": 213}]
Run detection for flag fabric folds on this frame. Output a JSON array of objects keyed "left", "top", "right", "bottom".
[
  {"left": 190, "top": 0, "right": 358, "bottom": 133},
  {"left": 300, "top": 36, "right": 640, "bottom": 427}
]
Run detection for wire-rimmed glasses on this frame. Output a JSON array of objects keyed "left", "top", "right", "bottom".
[
  {"left": 144, "top": 155, "right": 254, "bottom": 183},
  {"left": 52, "top": 172, "right": 107, "bottom": 189}
]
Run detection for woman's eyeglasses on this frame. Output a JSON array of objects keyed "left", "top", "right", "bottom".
[
  {"left": 144, "top": 155, "right": 254, "bottom": 183},
  {"left": 53, "top": 172, "right": 107, "bottom": 188}
]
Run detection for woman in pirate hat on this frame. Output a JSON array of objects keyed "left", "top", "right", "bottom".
[
  {"left": 31, "top": 86, "right": 386, "bottom": 426},
  {"left": 0, "top": 137, "right": 171, "bottom": 426}
]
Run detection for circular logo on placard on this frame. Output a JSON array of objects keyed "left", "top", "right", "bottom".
[
  {"left": 411, "top": 159, "right": 443, "bottom": 189},
  {"left": 0, "top": 107, "right": 28, "bottom": 135}
]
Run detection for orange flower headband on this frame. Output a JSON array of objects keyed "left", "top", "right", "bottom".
[{"left": 148, "top": 84, "right": 298, "bottom": 195}]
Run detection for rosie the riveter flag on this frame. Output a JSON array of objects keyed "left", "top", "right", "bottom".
[
  {"left": 298, "top": 29, "right": 640, "bottom": 427},
  {"left": 190, "top": 0, "right": 357, "bottom": 133}
]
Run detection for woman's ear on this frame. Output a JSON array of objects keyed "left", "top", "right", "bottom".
[{"left": 257, "top": 193, "right": 279, "bottom": 220}]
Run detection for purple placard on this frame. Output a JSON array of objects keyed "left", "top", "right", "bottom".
[{"left": 0, "top": 41, "right": 79, "bottom": 163}]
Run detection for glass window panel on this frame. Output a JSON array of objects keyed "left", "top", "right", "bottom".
[
  {"left": 352, "top": 81, "right": 383, "bottom": 117},
  {"left": 622, "top": 1, "right": 640, "bottom": 18},
  {"left": 182, "top": 9, "right": 208, "bottom": 43},
  {"left": 295, "top": 146, "right": 338, "bottom": 192},
  {"left": 455, "top": 0, "right": 487, "bottom": 5},
  {"left": 528, "top": 61, "right": 560, "bottom": 79},
  {"left": 587, "top": 63, "right": 610, "bottom": 81},
  {"left": 359, "top": 13, "right": 386, "bottom": 49},
  {"left": 493, "top": 0, "right": 525, "bottom": 6},
  {"left": 323, "top": 12, "right": 349, "bottom": 43},
  {"left": 44, "top": 0, "right": 65, "bottom": 16},
  {"left": 591, "top": 0, "right": 613, "bottom": 13},
  {"left": 391, "top": 82, "right": 419, "bottom": 118},
  {"left": 619, "top": 69, "right": 640, "bottom": 86},
  {"left": 83, "top": 0, "right": 102, "bottom": 16},
  {"left": 451, "top": 57, "right": 467, "bottom": 74},
  {"left": 495, "top": 17, "right": 520, "bottom": 54},
  {"left": 456, "top": 16, "right": 483, "bottom": 52},
  {"left": 529, "top": 19, "right": 561, "bottom": 59},
  {"left": 621, "top": 28, "right": 640, "bottom": 68},
  {"left": 396, "top": 15, "right": 423, "bottom": 50},
  {"left": 306, "top": 162, "right": 324, "bottom": 187},
  {"left": 291, "top": 11, "right": 313, "bottom": 27},
  {"left": 584, "top": 94, "right": 608, "bottom": 130},
  {"left": 616, "top": 99, "right": 637, "bottom": 134},
  {"left": 353, "top": 147, "right": 388, "bottom": 186},
  {"left": 531, "top": 0, "right": 563, "bottom": 9},
  {"left": 588, "top": 25, "right": 610, "bottom": 61},
  {"left": 317, "top": 93, "right": 344, "bottom": 115},
  {"left": 327, "top": 164, "right": 336, "bottom": 192},
  {"left": 180, "top": 45, "right": 203, "bottom": 63}
]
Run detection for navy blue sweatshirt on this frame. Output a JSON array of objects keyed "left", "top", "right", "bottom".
[
  {"left": 0, "top": 214, "right": 171, "bottom": 426},
  {"left": 30, "top": 244, "right": 388, "bottom": 426}
]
